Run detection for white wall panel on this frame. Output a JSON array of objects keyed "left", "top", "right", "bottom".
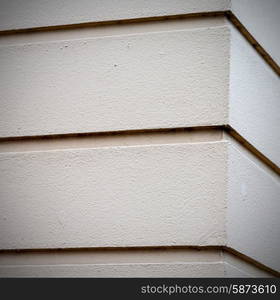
[
  {"left": 0, "top": 263, "right": 225, "bottom": 277},
  {"left": 1, "top": 137, "right": 279, "bottom": 272},
  {"left": 0, "top": 249, "right": 273, "bottom": 277},
  {"left": 0, "top": 26, "right": 229, "bottom": 138},
  {"left": 0, "top": 0, "right": 230, "bottom": 31},
  {"left": 0, "top": 1, "right": 279, "bottom": 276},
  {"left": 0, "top": 142, "right": 227, "bottom": 250},
  {"left": 231, "top": 0, "right": 280, "bottom": 65},
  {"left": 229, "top": 24, "right": 280, "bottom": 167},
  {"left": 227, "top": 144, "right": 280, "bottom": 271},
  {"left": 223, "top": 252, "right": 274, "bottom": 278}
]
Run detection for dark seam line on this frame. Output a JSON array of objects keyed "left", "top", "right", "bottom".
[
  {"left": 0, "top": 245, "right": 278, "bottom": 277},
  {"left": 0, "top": 10, "right": 278, "bottom": 75},
  {"left": 0, "top": 125, "right": 279, "bottom": 176},
  {"left": 0, "top": 126, "right": 221, "bottom": 142},
  {"left": 225, "top": 11, "right": 280, "bottom": 76},
  {"left": 224, "top": 125, "right": 280, "bottom": 176},
  {"left": 0, "top": 11, "right": 225, "bottom": 35}
]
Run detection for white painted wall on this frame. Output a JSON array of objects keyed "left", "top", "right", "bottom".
[
  {"left": 0, "top": 3, "right": 279, "bottom": 277},
  {"left": 1, "top": 16, "right": 279, "bottom": 171},
  {"left": 0, "top": 0, "right": 230, "bottom": 31},
  {"left": 0, "top": 0, "right": 278, "bottom": 66},
  {"left": 0, "top": 23, "right": 229, "bottom": 137},
  {"left": 0, "top": 249, "right": 272, "bottom": 277},
  {"left": 0, "top": 248, "right": 223, "bottom": 265},
  {"left": 0, "top": 142, "right": 227, "bottom": 249},
  {"left": 1, "top": 0, "right": 278, "bottom": 67},
  {"left": 0, "top": 263, "right": 226, "bottom": 278},
  {"left": 227, "top": 142, "right": 280, "bottom": 271},
  {"left": 1, "top": 136, "right": 279, "bottom": 272},
  {"left": 231, "top": 0, "right": 280, "bottom": 65},
  {"left": 223, "top": 252, "right": 273, "bottom": 278},
  {"left": 229, "top": 23, "right": 280, "bottom": 167}
]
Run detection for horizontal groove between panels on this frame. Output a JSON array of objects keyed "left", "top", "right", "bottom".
[
  {"left": 225, "top": 11, "right": 280, "bottom": 76},
  {"left": 0, "top": 247, "right": 222, "bottom": 265},
  {"left": 0, "top": 126, "right": 279, "bottom": 176},
  {"left": 0, "top": 245, "right": 277, "bottom": 277},
  {"left": 0, "top": 11, "right": 278, "bottom": 76},
  {"left": 224, "top": 125, "right": 280, "bottom": 176},
  {"left": 0, "top": 11, "right": 225, "bottom": 35},
  {"left": 0, "top": 15, "right": 226, "bottom": 46},
  {"left": 0, "top": 127, "right": 223, "bottom": 152}
]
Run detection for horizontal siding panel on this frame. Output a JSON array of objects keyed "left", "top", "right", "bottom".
[
  {"left": 0, "top": 263, "right": 225, "bottom": 277},
  {"left": 0, "top": 0, "right": 230, "bottom": 31},
  {"left": 0, "top": 142, "right": 227, "bottom": 249},
  {"left": 232, "top": 0, "right": 280, "bottom": 66},
  {"left": 227, "top": 144, "right": 280, "bottom": 272},
  {"left": 229, "top": 24, "right": 280, "bottom": 167},
  {"left": 0, "top": 26, "right": 229, "bottom": 138}
]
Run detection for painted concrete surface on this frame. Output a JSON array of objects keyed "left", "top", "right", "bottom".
[
  {"left": 0, "top": 2, "right": 279, "bottom": 277},
  {"left": 227, "top": 143, "right": 280, "bottom": 272},
  {"left": 0, "top": 249, "right": 273, "bottom": 277},
  {"left": 1, "top": 16, "right": 279, "bottom": 171},
  {"left": 0, "top": 135, "right": 279, "bottom": 272},
  {"left": 229, "top": 23, "right": 280, "bottom": 167},
  {"left": 0, "top": 24, "right": 229, "bottom": 138},
  {"left": 0, "top": 263, "right": 226, "bottom": 278},
  {"left": 223, "top": 252, "right": 273, "bottom": 278},
  {"left": 0, "top": 128, "right": 223, "bottom": 153},
  {"left": 0, "top": 248, "right": 222, "bottom": 265},
  {"left": 223, "top": 263, "right": 251, "bottom": 277},
  {"left": 0, "top": 0, "right": 230, "bottom": 31},
  {"left": 0, "top": 248, "right": 225, "bottom": 277},
  {"left": 0, "top": 142, "right": 227, "bottom": 250},
  {"left": 0, "top": 16, "right": 227, "bottom": 47},
  {"left": 0, "top": 0, "right": 278, "bottom": 66},
  {"left": 231, "top": 0, "right": 280, "bottom": 65}
]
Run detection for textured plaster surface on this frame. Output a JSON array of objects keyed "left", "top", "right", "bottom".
[
  {"left": 1, "top": 18, "right": 279, "bottom": 170},
  {"left": 0, "top": 249, "right": 273, "bottom": 277},
  {"left": 227, "top": 144, "right": 280, "bottom": 271},
  {"left": 0, "top": 0, "right": 278, "bottom": 66},
  {"left": 229, "top": 24, "right": 280, "bottom": 167},
  {"left": 0, "top": 2, "right": 279, "bottom": 276},
  {"left": 1, "top": 136, "right": 279, "bottom": 271},
  {"left": 0, "top": 263, "right": 226, "bottom": 278},
  {"left": 0, "top": 142, "right": 227, "bottom": 249},
  {"left": 231, "top": 0, "right": 280, "bottom": 65},
  {"left": 0, "top": 25, "right": 229, "bottom": 137},
  {"left": 0, "top": 0, "right": 230, "bottom": 31}
]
